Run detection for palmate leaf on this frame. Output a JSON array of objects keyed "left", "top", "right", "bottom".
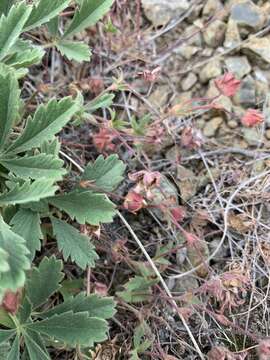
[
  {"left": 49, "top": 190, "right": 116, "bottom": 225},
  {"left": 24, "top": 0, "right": 70, "bottom": 31},
  {"left": 41, "top": 293, "right": 116, "bottom": 319},
  {"left": 11, "top": 209, "right": 43, "bottom": 261},
  {"left": 56, "top": 40, "right": 91, "bottom": 62},
  {"left": 24, "top": 332, "right": 51, "bottom": 360},
  {"left": 26, "top": 311, "right": 108, "bottom": 347},
  {"left": 0, "top": 330, "right": 15, "bottom": 345},
  {"left": 81, "top": 154, "right": 125, "bottom": 192},
  {"left": 0, "top": 217, "right": 30, "bottom": 293},
  {"left": 51, "top": 217, "right": 98, "bottom": 270},
  {"left": 0, "top": 71, "right": 20, "bottom": 150},
  {"left": 7, "top": 334, "right": 19, "bottom": 360},
  {"left": 4, "top": 39, "right": 45, "bottom": 69},
  {"left": 6, "top": 97, "right": 79, "bottom": 154},
  {"left": 0, "top": 179, "right": 57, "bottom": 205},
  {"left": 26, "top": 256, "right": 64, "bottom": 309},
  {"left": 64, "top": 0, "right": 114, "bottom": 38},
  {"left": 0, "top": 3, "right": 32, "bottom": 60},
  {"left": 40, "top": 137, "right": 61, "bottom": 156},
  {"left": 0, "top": 154, "right": 66, "bottom": 181}
]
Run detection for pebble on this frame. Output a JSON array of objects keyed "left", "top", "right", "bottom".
[
  {"left": 228, "top": 119, "right": 239, "bottom": 129},
  {"left": 233, "top": 75, "right": 256, "bottom": 106},
  {"left": 265, "top": 129, "right": 270, "bottom": 140},
  {"left": 199, "top": 59, "right": 222, "bottom": 83},
  {"left": 242, "top": 127, "right": 261, "bottom": 146},
  {"left": 174, "top": 45, "right": 200, "bottom": 60},
  {"left": 141, "top": 0, "right": 190, "bottom": 26},
  {"left": 203, "top": 117, "right": 223, "bottom": 137},
  {"left": 176, "top": 165, "right": 198, "bottom": 201},
  {"left": 224, "top": 18, "right": 241, "bottom": 49},
  {"left": 242, "top": 37, "right": 270, "bottom": 68},
  {"left": 148, "top": 85, "right": 170, "bottom": 109},
  {"left": 230, "top": 0, "right": 265, "bottom": 31},
  {"left": 224, "top": 56, "right": 251, "bottom": 79},
  {"left": 203, "top": 20, "right": 227, "bottom": 48},
  {"left": 181, "top": 72, "right": 197, "bottom": 91},
  {"left": 203, "top": 0, "right": 223, "bottom": 17}
]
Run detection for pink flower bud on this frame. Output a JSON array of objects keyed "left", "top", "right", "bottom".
[
  {"left": 214, "top": 72, "right": 241, "bottom": 97},
  {"left": 241, "top": 109, "right": 264, "bottom": 127}
]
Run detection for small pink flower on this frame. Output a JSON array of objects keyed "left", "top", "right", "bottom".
[
  {"left": 123, "top": 191, "right": 145, "bottom": 213},
  {"left": 241, "top": 109, "right": 264, "bottom": 127},
  {"left": 214, "top": 72, "right": 241, "bottom": 97}
]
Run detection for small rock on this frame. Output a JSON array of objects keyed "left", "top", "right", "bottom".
[
  {"left": 233, "top": 75, "right": 256, "bottom": 106},
  {"left": 224, "top": 56, "right": 251, "bottom": 79},
  {"left": 174, "top": 45, "right": 200, "bottom": 60},
  {"left": 184, "top": 24, "right": 203, "bottom": 46},
  {"left": 176, "top": 165, "right": 198, "bottom": 201},
  {"left": 203, "top": 117, "right": 223, "bottom": 137},
  {"left": 231, "top": 0, "right": 265, "bottom": 31},
  {"left": 181, "top": 73, "right": 198, "bottom": 91},
  {"left": 201, "top": 48, "right": 214, "bottom": 57},
  {"left": 242, "top": 37, "right": 270, "bottom": 68},
  {"left": 170, "top": 276, "right": 198, "bottom": 293},
  {"left": 207, "top": 80, "right": 233, "bottom": 113},
  {"left": 203, "top": 20, "right": 226, "bottom": 48},
  {"left": 142, "top": 0, "right": 190, "bottom": 27},
  {"left": 224, "top": 18, "right": 241, "bottom": 49},
  {"left": 199, "top": 59, "right": 222, "bottom": 83},
  {"left": 228, "top": 119, "right": 239, "bottom": 128},
  {"left": 242, "top": 127, "right": 261, "bottom": 146},
  {"left": 265, "top": 129, "right": 270, "bottom": 140},
  {"left": 203, "top": 0, "right": 223, "bottom": 17},
  {"left": 148, "top": 85, "right": 170, "bottom": 109},
  {"left": 254, "top": 68, "right": 269, "bottom": 101}
]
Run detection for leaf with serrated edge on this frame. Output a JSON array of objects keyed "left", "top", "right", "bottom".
[
  {"left": 49, "top": 190, "right": 115, "bottom": 225},
  {"left": 11, "top": 209, "right": 43, "bottom": 261},
  {"left": 0, "top": 1, "right": 15, "bottom": 16},
  {"left": 7, "top": 97, "right": 79, "bottom": 154},
  {"left": 51, "top": 217, "right": 98, "bottom": 270},
  {"left": 64, "top": 0, "right": 114, "bottom": 38},
  {"left": 7, "top": 334, "right": 19, "bottom": 360},
  {"left": 4, "top": 44, "right": 44, "bottom": 69},
  {"left": 0, "top": 179, "right": 57, "bottom": 205},
  {"left": 56, "top": 40, "right": 91, "bottom": 62},
  {"left": 26, "top": 311, "right": 108, "bottom": 347},
  {"left": 0, "top": 3, "right": 32, "bottom": 60},
  {"left": 0, "top": 154, "right": 66, "bottom": 180},
  {"left": 0, "top": 217, "right": 30, "bottom": 293},
  {"left": 81, "top": 154, "right": 125, "bottom": 192},
  {"left": 41, "top": 292, "right": 115, "bottom": 319},
  {"left": 0, "top": 72, "right": 20, "bottom": 150},
  {"left": 24, "top": 332, "right": 51, "bottom": 360},
  {"left": 24, "top": 0, "right": 70, "bottom": 31},
  {"left": 26, "top": 256, "right": 64, "bottom": 309},
  {"left": 0, "top": 330, "right": 15, "bottom": 345}
]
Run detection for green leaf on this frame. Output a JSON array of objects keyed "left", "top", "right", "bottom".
[
  {"left": 0, "top": 1, "right": 15, "bottom": 16},
  {"left": 0, "top": 217, "right": 30, "bottom": 293},
  {"left": 64, "top": 0, "right": 114, "bottom": 38},
  {"left": 85, "top": 93, "right": 114, "bottom": 112},
  {"left": 24, "top": 0, "right": 70, "bottom": 31},
  {"left": 49, "top": 190, "right": 116, "bottom": 225},
  {"left": 0, "top": 72, "right": 20, "bottom": 150},
  {"left": 56, "top": 40, "right": 91, "bottom": 62},
  {"left": 24, "top": 332, "right": 51, "bottom": 360},
  {"left": 26, "top": 311, "right": 108, "bottom": 347},
  {"left": 4, "top": 39, "right": 45, "bottom": 69},
  {"left": 0, "top": 308, "right": 15, "bottom": 328},
  {"left": 26, "top": 256, "right": 64, "bottom": 309},
  {"left": 7, "top": 334, "right": 19, "bottom": 360},
  {"left": 41, "top": 293, "right": 116, "bottom": 319},
  {"left": 40, "top": 137, "right": 60, "bottom": 156},
  {"left": 117, "top": 276, "right": 157, "bottom": 303},
  {"left": 47, "top": 16, "right": 59, "bottom": 36},
  {"left": 81, "top": 155, "right": 125, "bottom": 192},
  {"left": 7, "top": 97, "right": 79, "bottom": 154},
  {"left": 51, "top": 217, "right": 98, "bottom": 270},
  {"left": 0, "top": 342, "right": 11, "bottom": 360},
  {"left": 17, "top": 296, "right": 32, "bottom": 324},
  {"left": 0, "top": 330, "right": 15, "bottom": 345},
  {"left": 11, "top": 209, "right": 43, "bottom": 261},
  {"left": 0, "top": 3, "right": 32, "bottom": 60},
  {"left": 0, "top": 179, "right": 57, "bottom": 205},
  {"left": 0, "top": 154, "right": 66, "bottom": 181}
]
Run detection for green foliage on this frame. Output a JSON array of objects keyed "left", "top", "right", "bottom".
[
  {"left": 81, "top": 154, "right": 126, "bottom": 192},
  {"left": 117, "top": 276, "right": 158, "bottom": 303},
  {"left": 130, "top": 322, "right": 153, "bottom": 359},
  {"left": 0, "top": 1, "right": 121, "bottom": 356}
]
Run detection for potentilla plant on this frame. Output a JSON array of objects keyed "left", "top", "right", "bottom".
[{"left": 0, "top": 0, "right": 126, "bottom": 358}]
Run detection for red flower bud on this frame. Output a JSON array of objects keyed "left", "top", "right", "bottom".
[
  {"left": 241, "top": 109, "right": 264, "bottom": 127},
  {"left": 214, "top": 72, "right": 241, "bottom": 97}
]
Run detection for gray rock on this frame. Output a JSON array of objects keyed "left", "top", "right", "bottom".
[
  {"left": 199, "top": 59, "right": 222, "bottom": 83},
  {"left": 176, "top": 165, "right": 198, "bottom": 201},
  {"left": 203, "top": 20, "right": 226, "bottom": 48},
  {"left": 242, "top": 127, "right": 261, "bottom": 146},
  {"left": 233, "top": 75, "right": 256, "bottom": 106},
  {"left": 181, "top": 73, "right": 197, "bottom": 91},
  {"left": 183, "top": 24, "right": 203, "bottom": 46},
  {"left": 203, "top": 117, "right": 223, "bottom": 137},
  {"left": 224, "top": 18, "right": 241, "bottom": 49},
  {"left": 148, "top": 85, "right": 170, "bottom": 109},
  {"left": 141, "top": 0, "right": 190, "bottom": 27},
  {"left": 242, "top": 37, "right": 270, "bottom": 68},
  {"left": 231, "top": 0, "right": 265, "bottom": 31},
  {"left": 174, "top": 45, "right": 200, "bottom": 60},
  {"left": 224, "top": 56, "right": 251, "bottom": 79}
]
